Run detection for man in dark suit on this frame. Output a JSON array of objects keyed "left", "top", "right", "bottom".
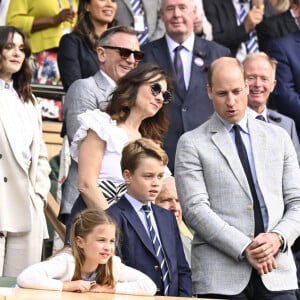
[
  {"left": 203, "top": 0, "right": 274, "bottom": 58},
  {"left": 256, "top": 0, "right": 300, "bottom": 52},
  {"left": 265, "top": 29, "right": 300, "bottom": 138},
  {"left": 107, "top": 138, "right": 192, "bottom": 297},
  {"left": 141, "top": 0, "right": 230, "bottom": 172},
  {"left": 175, "top": 57, "right": 300, "bottom": 299}
]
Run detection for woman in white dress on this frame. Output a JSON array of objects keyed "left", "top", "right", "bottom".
[{"left": 65, "top": 63, "right": 172, "bottom": 242}]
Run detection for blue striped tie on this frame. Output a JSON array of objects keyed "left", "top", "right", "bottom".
[
  {"left": 239, "top": 4, "right": 259, "bottom": 53},
  {"left": 142, "top": 204, "right": 170, "bottom": 296},
  {"left": 130, "top": 0, "right": 149, "bottom": 45}
]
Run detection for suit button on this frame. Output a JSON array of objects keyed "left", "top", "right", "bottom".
[
  {"left": 246, "top": 205, "right": 252, "bottom": 210},
  {"left": 3, "top": 177, "right": 8, "bottom": 182},
  {"left": 154, "top": 265, "right": 160, "bottom": 271},
  {"left": 182, "top": 107, "right": 188, "bottom": 112},
  {"left": 249, "top": 233, "right": 254, "bottom": 238}
]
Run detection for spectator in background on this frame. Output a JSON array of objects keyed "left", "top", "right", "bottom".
[
  {"left": 0, "top": 0, "right": 10, "bottom": 25},
  {"left": 203, "top": 0, "right": 274, "bottom": 60},
  {"left": 0, "top": 26, "right": 51, "bottom": 276},
  {"left": 59, "top": 26, "right": 141, "bottom": 225},
  {"left": 257, "top": 0, "right": 300, "bottom": 52},
  {"left": 142, "top": 0, "right": 230, "bottom": 172},
  {"left": 155, "top": 176, "right": 192, "bottom": 267},
  {"left": 243, "top": 52, "right": 300, "bottom": 163},
  {"left": 115, "top": 0, "right": 165, "bottom": 45},
  {"left": 6, "top": 0, "right": 78, "bottom": 85},
  {"left": 193, "top": 0, "right": 213, "bottom": 40},
  {"left": 266, "top": 29, "right": 300, "bottom": 138},
  {"left": 58, "top": 0, "right": 117, "bottom": 92}
]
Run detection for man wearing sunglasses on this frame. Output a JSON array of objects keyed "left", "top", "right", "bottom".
[
  {"left": 141, "top": 0, "right": 231, "bottom": 173},
  {"left": 59, "top": 25, "right": 141, "bottom": 224}
]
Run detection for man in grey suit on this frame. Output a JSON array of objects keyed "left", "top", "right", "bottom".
[
  {"left": 115, "top": 0, "right": 165, "bottom": 44},
  {"left": 243, "top": 52, "right": 300, "bottom": 164},
  {"left": 59, "top": 26, "right": 141, "bottom": 224},
  {"left": 175, "top": 57, "right": 300, "bottom": 299},
  {"left": 141, "top": 0, "right": 230, "bottom": 172}
]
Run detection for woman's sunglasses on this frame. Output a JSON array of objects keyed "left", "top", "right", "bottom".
[
  {"left": 150, "top": 82, "right": 172, "bottom": 104},
  {"left": 102, "top": 45, "right": 144, "bottom": 61}
]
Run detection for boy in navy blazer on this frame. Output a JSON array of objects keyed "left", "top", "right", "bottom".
[{"left": 107, "top": 138, "right": 192, "bottom": 297}]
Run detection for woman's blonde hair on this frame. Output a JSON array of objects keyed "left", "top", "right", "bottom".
[{"left": 70, "top": 208, "right": 118, "bottom": 287}]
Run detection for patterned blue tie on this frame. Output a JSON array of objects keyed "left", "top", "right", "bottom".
[
  {"left": 130, "top": 0, "right": 149, "bottom": 45},
  {"left": 174, "top": 45, "right": 186, "bottom": 96},
  {"left": 239, "top": 4, "right": 259, "bottom": 53},
  {"left": 142, "top": 204, "right": 170, "bottom": 295}
]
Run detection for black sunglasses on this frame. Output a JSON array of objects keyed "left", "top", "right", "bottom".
[
  {"left": 101, "top": 45, "right": 144, "bottom": 61},
  {"left": 150, "top": 82, "right": 172, "bottom": 104}
]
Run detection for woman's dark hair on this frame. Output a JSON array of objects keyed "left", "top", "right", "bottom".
[
  {"left": 74, "top": 0, "right": 118, "bottom": 50},
  {"left": 0, "top": 26, "right": 33, "bottom": 103},
  {"left": 106, "top": 63, "right": 173, "bottom": 145}
]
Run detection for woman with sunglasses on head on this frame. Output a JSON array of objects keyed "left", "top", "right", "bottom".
[
  {"left": 0, "top": 26, "right": 51, "bottom": 276},
  {"left": 58, "top": 0, "right": 117, "bottom": 92},
  {"left": 64, "top": 63, "right": 172, "bottom": 242}
]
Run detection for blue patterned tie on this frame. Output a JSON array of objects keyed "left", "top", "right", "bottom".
[
  {"left": 130, "top": 0, "right": 149, "bottom": 45},
  {"left": 142, "top": 204, "right": 170, "bottom": 295},
  {"left": 239, "top": 4, "right": 259, "bottom": 53},
  {"left": 174, "top": 45, "right": 186, "bottom": 96}
]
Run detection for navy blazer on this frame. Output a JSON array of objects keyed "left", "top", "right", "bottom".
[
  {"left": 266, "top": 30, "right": 300, "bottom": 135},
  {"left": 141, "top": 35, "right": 230, "bottom": 172},
  {"left": 203, "top": 0, "right": 275, "bottom": 56},
  {"left": 256, "top": 10, "right": 299, "bottom": 52},
  {"left": 107, "top": 196, "right": 192, "bottom": 297},
  {"left": 58, "top": 31, "right": 99, "bottom": 91}
]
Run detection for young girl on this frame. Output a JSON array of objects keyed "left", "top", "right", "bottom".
[{"left": 17, "top": 209, "right": 157, "bottom": 295}]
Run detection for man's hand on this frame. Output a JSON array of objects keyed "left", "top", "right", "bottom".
[
  {"left": 244, "top": 232, "right": 282, "bottom": 275},
  {"left": 244, "top": 5, "right": 264, "bottom": 33}
]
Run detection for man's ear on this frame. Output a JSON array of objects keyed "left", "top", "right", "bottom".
[
  {"left": 97, "top": 47, "right": 105, "bottom": 63},
  {"left": 207, "top": 84, "right": 213, "bottom": 100}
]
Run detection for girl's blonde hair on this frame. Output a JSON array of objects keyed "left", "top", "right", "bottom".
[{"left": 70, "top": 208, "right": 117, "bottom": 287}]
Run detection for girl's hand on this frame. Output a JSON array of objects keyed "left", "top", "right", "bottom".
[
  {"left": 90, "top": 283, "right": 116, "bottom": 293},
  {"left": 62, "top": 280, "right": 92, "bottom": 292}
]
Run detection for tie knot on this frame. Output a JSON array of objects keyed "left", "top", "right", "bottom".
[
  {"left": 174, "top": 44, "right": 184, "bottom": 53},
  {"left": 142, "top": 204, "right": 151, "bottom": 214},
  {"left": 233, "top": 124, "right": 242, "bottom": 133},
  {"left": 256, "top": 115, "right": 266, "bottom": 122}
]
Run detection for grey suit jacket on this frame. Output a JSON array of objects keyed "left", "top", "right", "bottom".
[
  {"left": 175, "top": 113, "right": 300, "bottom": 294},
  {"left": 116, "top": 0, "right": 165, "bottom": 41},
  {"left": 59, "top": 71, "right": 116, "bottom": 222},
  {"left": 267, "top": 108, "right": 300, "bottom": 165}
]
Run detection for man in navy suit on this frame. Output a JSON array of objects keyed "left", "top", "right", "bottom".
[
  {"left": 202, "top": 0, "right": 274, "bottom": 58},
  {"left": 107, "top": 138, "right": 192, "bottom": 297},
  {"left": 266, "top": 29, "right": 300, "bottom": 138},
  {"left": 141, "top": 0, "right": 230, "bottom": 172}
]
